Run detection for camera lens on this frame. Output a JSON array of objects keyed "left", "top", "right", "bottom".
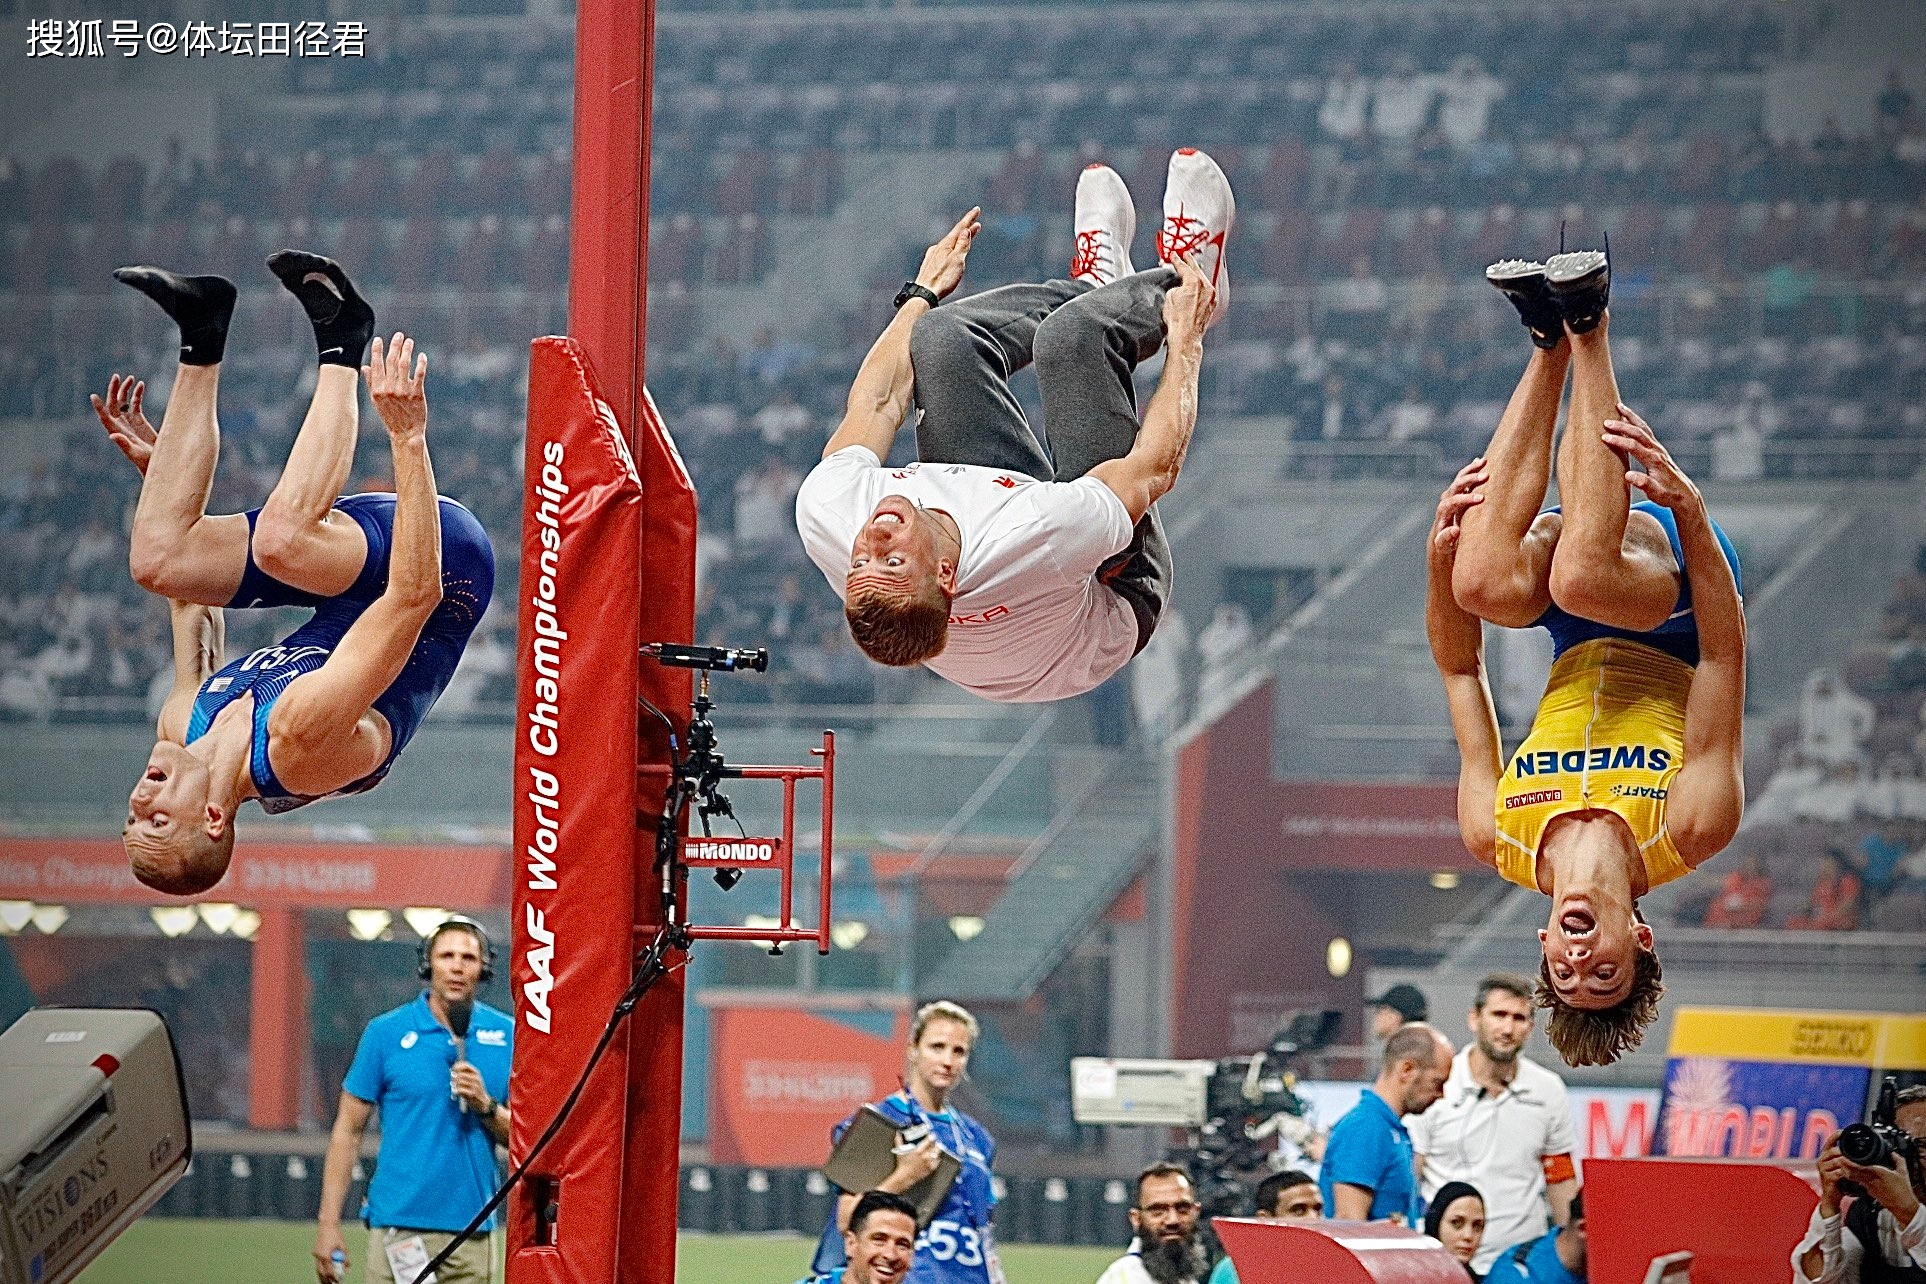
[{"left": 1837, "top": 1122, "right": 1893, "bottom": 1167}]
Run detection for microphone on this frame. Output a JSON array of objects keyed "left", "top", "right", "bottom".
[{"left": 447, "top": 997, "right": 474, "bottom": 1114}]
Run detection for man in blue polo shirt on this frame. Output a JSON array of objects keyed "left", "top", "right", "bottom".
[
  {"left": 313, "top": 917, "right": 513, "bottom": 1283},
  {"left": 1319, "top": 1023, "right": 1453, "bottom": 1226},
  {"left": 1484, "top": 1189, "right": 1587, "bottom": 1283}
]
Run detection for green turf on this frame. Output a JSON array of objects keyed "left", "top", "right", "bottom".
[{"left": 77, "top": 1219, "right": 1118, "bottom": 1283}]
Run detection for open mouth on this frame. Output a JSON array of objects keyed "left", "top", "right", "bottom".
[{"left": 1559, "top": 908, "right": 1595, "bottom": 935}]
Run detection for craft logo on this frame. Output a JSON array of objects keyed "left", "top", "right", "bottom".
[
  {"left": 1505, "top": 789, "right": 1562, "bottom": 809},
  {"left": 1610, "top": 783, "right": 1667, "bottom": 800}
]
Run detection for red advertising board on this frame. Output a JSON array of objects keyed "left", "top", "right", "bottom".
[
  {"left": 0, "top": 836, "right": 509, "bottom": 909},
  {"left": 705, "top": 1000, "right": 910, "bottom": 1168}
]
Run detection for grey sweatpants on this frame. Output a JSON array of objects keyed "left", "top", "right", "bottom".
[{"left": 906, "top": 266, "right": 1178, "bottom": 652}]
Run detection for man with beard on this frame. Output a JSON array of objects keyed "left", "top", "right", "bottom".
[
  {"left": 1096, "top": 1163, "right": 1210, "bottom": 1284},
  {"left": 1410, "top": 974, "right": 1578, "bottom": 1274},
  {"left": 1320, "top": 1024, "right": 1454, "bottom": 1225}
]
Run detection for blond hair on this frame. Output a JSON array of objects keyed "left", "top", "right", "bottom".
[
  {"left": 1537, "top": 947, "right": 1664, "bottom": 1066},
  {"left": 911, "top": 999, "right": 979, "bottom": 1046}
]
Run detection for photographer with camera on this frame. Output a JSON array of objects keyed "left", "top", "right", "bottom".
[{"left": 1793, "top": 1083, "right": 1926, "bottom": 1282}]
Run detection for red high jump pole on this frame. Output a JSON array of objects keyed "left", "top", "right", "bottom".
[
  {"left": 516, "top": 0, "right": 692, "bottom": 1278},
  {"left": 563, "top": 2, "right": 698, "bottom": 1280}
]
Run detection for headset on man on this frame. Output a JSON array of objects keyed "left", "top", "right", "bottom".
[{"left": 417, "top": 915, "right": 497, "bottom": 985}]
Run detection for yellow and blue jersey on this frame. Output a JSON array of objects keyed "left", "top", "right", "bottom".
[{"left": 1494, "top": 637, "right": 1694, "bottom": 891}]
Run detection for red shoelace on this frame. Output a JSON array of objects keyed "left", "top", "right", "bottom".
[
  {"left": 1157, "top": 210, "right": 1223, "bottom": 277},
  {"left": 1070, "top": 228, "right": 1108, "bottom": 281}
]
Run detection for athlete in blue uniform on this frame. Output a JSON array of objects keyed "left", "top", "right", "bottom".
[
  {"left": 97, "top": 252, "right": 493, "bottom": 896},
  {"left": 811, "top": 1002, "right": 1003, "bottom": 1284}
]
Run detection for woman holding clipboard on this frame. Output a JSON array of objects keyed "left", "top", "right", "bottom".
[{"left": 808, "top": 1001, "right": 1003, "bottom": 1284}]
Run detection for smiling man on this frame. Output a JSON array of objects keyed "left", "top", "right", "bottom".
[
  {"left": 795, "top": 151, "right": 1233, "bottom": 702},
  {"left": 802, "top": 1191, "right": 919, "bottom": 1284}
]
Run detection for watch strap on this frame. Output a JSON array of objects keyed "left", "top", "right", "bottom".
[{"left": 894, "top": 282, "right": 940, "bottom": 310}]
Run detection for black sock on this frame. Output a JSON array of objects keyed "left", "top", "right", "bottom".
[
  {"left": 266, "top": 250, "right": 375, "bottom": 368},
  {"left": 113, "top": 267, "right": 237, "bottom": 366}
]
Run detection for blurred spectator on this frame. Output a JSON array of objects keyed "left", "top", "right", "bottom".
[
  {"left": 1197, "top": 602, "right": 1254, "bottom": 705},
  {"left": 1436, "top": 56, "right": 1506, "bottom": 149},
  {"left": 1702, "top": 853, "right": 1772, "bottom": 928},
  {"left": 1318, "top": 61, "right": 1371, "bottom": 147},
  {"left": 1785, "top": 849, "right": 1862, "bottom": 931},
  {"left": 1800, "top": 669, "right": 1874, "bottom": 768},
  {"left": 1131, "top": 605, "right": 1192, "bottom": 737},
  {"left": 732, "top": 456, "right": 802, "bottom": 548},
  {"left": 1876, "top": 68, "right": 1915, "bottom": 138}
]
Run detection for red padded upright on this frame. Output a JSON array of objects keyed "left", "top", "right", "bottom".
[
  {"left": 1585, "top": 1157, "right": 1820, "bottom": 1284},
  {"left": 1213, "top": 1219, "right": 1473, "bottom": 1284},
  {"left": 509, "top": 337, "right": 648, "bottom": 1284}
]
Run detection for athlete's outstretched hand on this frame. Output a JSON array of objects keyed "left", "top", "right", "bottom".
[
  {"left": 364, "top": 332, "right": 428, "bottom": 443},
  {"left": 915, "top": 207, "right": 981, "bottom": 301},
  {"left": 1603, "top": 402, "right": 1700, "bottom": 512},
  {"left": 1430, "top": 456, "right": 1488, "bottom": 559},
  {"left": 91, "top": 373, "right": 156, "bottom": 475}
]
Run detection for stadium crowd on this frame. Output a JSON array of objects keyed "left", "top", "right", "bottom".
[{"left": 1, "top": 6, "right": 1921, "bottom": 789}]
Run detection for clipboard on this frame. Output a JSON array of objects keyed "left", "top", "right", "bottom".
[{"left": 822, "top": 1104, "right": 961, "bottom": 1227}]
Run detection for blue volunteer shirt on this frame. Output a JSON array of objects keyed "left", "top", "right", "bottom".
[
  {"left": 1318, "top": 1088, "right": 1421, "bottom": 1226},
  {"left": 810, "top": 1091, "right": 1000, "bottom": 1283},
  {"left": 343, "top": 993, "right": 513, "bottom": 1232},
  {"left": 1482, "top": 1227, "right": 1583, "bottom": 1284}
]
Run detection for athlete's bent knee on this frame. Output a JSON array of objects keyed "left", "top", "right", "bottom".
[
  {"left": 248, "top": 509, "right": 313, "bottom": 585},
  {"left": 1452, "top": 561, "right": 1544, "bottom": 630},
  {"left": 907, "top": 307, "right": 971, "bottom": 372},
  {"left": 1032, "top": 306, "right": 1101, "bottom": 376},
  {"left": 1547, "top": 557, "right": 1669, "bottom": 633}
]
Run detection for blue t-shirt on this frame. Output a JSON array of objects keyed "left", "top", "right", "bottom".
[
  {"left": 810, "top": 1092, "right": 999, "bottom": 1284},
  {"left": 1208, "top": 1256, "right": 1241, "bottom": 1284},
  {"left": 1482, "top": 1227, "right": 1583, "bottom": 1284},
  {"left": 1318, "top": 1088, "right": 1421, "bottom": 1226},
  {"left": 343, "top": 993, "right": 513, "bottom": 1232}
]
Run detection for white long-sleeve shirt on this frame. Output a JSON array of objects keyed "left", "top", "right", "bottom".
[{"left": 1789, "top": 1200, "right": 1926, "bottom": 1282}]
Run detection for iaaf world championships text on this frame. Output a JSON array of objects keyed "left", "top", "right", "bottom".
[{"left": 25, "top": 19, "right": 366, "bottom": 58}]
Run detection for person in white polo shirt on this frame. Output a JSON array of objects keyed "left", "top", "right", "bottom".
[
  {"left": 1409, "top": 973, "right": 1579, "bottom": 1275},
  {"left": 794, "top": 150, "right": 1233, "bottom": 703}
]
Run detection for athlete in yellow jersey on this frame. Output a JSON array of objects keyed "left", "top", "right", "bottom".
[{"left": 1427, "top": 249, "right": 1746, "bottom": 1067}]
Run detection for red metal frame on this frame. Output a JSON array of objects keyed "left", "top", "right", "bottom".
[{"left": 639, "top": 731, "right": 837, "bottom": 954}]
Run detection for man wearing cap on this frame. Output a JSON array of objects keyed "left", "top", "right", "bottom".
[{"left": 1369, "top": 984, "right": 1430, "bottom": 1041}]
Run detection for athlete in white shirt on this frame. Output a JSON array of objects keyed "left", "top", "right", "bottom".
[{"left": 795, "top": 151, "right": 1234, "bottom": 703}]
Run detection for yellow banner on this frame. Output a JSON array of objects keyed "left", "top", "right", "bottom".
[{"left": 1668, "top": 1007, "right": 1926, "bottom": 1067}]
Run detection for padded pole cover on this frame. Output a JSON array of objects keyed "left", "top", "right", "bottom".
[
  {"left": 509, "top": 337, "right": 646, "bottom": 1284},
  {"left": 1213, "top": 1219, "right": 1473, "bottom": 1284}
]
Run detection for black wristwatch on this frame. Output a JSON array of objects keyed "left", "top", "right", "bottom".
[{"left": 894, "top": 282, "right": 940, "bottom": 310}]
